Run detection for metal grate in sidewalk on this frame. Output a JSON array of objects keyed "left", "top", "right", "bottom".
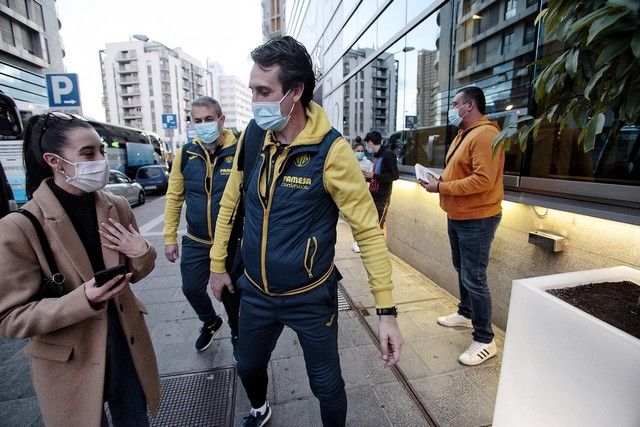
[
  {"left": 337, "top": 287, "right": 350, "bottom": 311},
  {"left": 150, "top": 368, "right": 235, "bottom": 427}
]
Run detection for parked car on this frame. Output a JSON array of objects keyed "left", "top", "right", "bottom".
[
  {"left": 134, "top": 164, "right": 169, "bottom": 194},
  {"left": 0, "top": 160, "right": 17, "bottom": 219},
  {"left": 104, "top": 170, "right": 145, "bottom": 206}
]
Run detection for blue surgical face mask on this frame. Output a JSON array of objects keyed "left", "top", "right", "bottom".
[
  {"left": 355, "top": 151, "right": 365, "bottom": 160},
  {"left": 365, "top": 145, "right": 374, "bottom": 154},
  {"left": 251, "top": 89, "right": 294, "bottom": 131},
  {"left": 448, "top": 104, "right": 469, "bottom": 127},
  {"left": 195, "top": 121, "right": 219, "bottom": 144}
]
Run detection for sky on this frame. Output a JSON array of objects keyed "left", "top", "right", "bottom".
[{"left": 57, "top": 0, "right": 263, "bottom": 121}]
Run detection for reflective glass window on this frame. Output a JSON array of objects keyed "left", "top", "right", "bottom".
[{"left": 528, "top": 31, "right": 640, "bottom": 186}]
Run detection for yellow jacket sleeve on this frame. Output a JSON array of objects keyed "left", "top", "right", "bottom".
[
  {"left": 324, "top": 138, "right": 395, "bottom": 308},
  {"left": 209, "top": 133, "right": 244, "bottom": 272},
  {"left": 162, "top": 147, "right": 186, "bottom": 245}
]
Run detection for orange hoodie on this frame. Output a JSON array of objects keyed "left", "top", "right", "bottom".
[{"left": 439, "top": 117, "right": 504, "bottom": 220}]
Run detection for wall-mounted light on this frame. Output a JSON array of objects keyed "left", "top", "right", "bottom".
[
  {"left": 528, "top": 230, "right": 566, "bottom": 252},
  {"left": 472, "top": 14, "right": 482, "bottom": 20},
  {"left": 505, "top": 105, "right": 513, "bottom": 111}
]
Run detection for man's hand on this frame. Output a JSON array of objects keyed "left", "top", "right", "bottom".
[
  {"left": 363, "top": 170, "right": 374, "bottom": 180},
  {"left": 165, "top": 244, "right": 179, "bottom": 263},
  {"left": 378, "top": 315, "right": 404, "bottom": 367},
  {"left": 209, "top": 272, "right": 234, "bottom": 301},
  {"left": 420, "top": 174, "right": 439, "bottom": 193}
]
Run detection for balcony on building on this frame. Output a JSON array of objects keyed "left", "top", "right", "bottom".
[
  {"left": 124, "top": 119, "right": 143, "bottom": 129},
  {"left": 116, "top": 51, "right": 137, "bottom": 62},
  {"left": 373, "top": 78, "right": 388, "bottom": 88},
  {"left": 121, "top": 97, "right": 141, "bottom": 107},
  {"left": 120, "top": 87, "right": 140, "bottom": 97},
  {"left": 117, "top": 65, "right": 138, "bottom": 73},
  {"left": 122, "top": 109, "right": 142, "bottom": 119},
  {"left": 119, "top": 75, "right": 139, "bottom": 85}
]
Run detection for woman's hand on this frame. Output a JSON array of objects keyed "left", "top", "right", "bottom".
[
  {"left": 84, "top": 272, "right": 131, "bottom": 305},
  {"left": 99, "top": 218, "right": 148, "bottom": 257}
]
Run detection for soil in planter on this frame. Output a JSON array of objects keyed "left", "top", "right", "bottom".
[{"left": 547, "top": 281, "right": 640, "bottom": 340}]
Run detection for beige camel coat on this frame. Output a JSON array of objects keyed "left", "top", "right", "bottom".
[{"left": 0, "top": 180, "right": 160, "bottom": 426}]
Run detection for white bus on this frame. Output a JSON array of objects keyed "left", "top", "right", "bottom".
[{"left": 0, "top": 92, "right": 27, "bottom": 203}]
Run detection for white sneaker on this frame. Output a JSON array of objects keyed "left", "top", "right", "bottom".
[
  {"left": 352, "top": 242, "right": 361, "bottom": 253},
  {"left": 458, "top": 340, "right": 497, "bottom": 366},
  {"left": 437, "top": 312, "right": 473, "bottom": 328}
]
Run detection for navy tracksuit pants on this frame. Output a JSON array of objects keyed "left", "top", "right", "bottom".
[{"left": 236, "top": 271, "right": 347, "bottom": 426}]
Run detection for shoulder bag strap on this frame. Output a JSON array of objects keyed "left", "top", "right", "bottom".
[{"left": 17, "top": 209, "right": 62, "bottom": 282}]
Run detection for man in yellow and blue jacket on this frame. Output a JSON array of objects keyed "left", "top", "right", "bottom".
[
  {"left": 163, "top": 96, "right": 240, "bottom": 353},
  {"left": 208, "top": 37, "right": 404, "bottom": 427}
]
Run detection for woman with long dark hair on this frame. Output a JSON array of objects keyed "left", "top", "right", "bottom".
[{"left": 0, "top": 112, "right": 160, "bottom": 426}]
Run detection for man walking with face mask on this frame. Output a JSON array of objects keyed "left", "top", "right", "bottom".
[
  {"left": 208, "top": 37, "right": 404, "bottom": 427},
  {"left": 363, "top": 130, "right": 399, "bottom": 231},
  {"left": 163, "top": 96, "right": 240, "bottom": 353}
]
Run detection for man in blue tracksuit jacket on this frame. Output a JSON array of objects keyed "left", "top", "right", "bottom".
[
  {"left": 208, "top": 37, "right": 405, "bottom": 427},
  {"left": 163, "top": 96, "right": 239, "bottom": 353}
]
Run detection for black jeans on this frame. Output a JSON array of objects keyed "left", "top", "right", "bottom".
[
  {"left": 236, "top": 272, "right": 347, "bottom": 426},
  {"left": 102, "top": 302, "right": 148, "bottom": 426}
]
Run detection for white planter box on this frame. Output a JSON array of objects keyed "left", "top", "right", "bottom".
[{"left": 493, "top": 266, "right": 640, "bottom": 427}]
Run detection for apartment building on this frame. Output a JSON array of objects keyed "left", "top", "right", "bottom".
[
  {"left": 100, "top": 39, "right": 214, "bottom": 151},
  {"left": 0, "top": 0, "right": 65, "bottom": 108}
]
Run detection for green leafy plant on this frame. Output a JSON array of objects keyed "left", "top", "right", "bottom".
[{"left": 493, "top": 0, "right": 640, "bottom": 152}]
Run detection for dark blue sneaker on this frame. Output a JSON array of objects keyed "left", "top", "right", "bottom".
[
  {"left": 241, "top": 403, "right": 271, "bottom": 427},
  {"left": 195, "top": 316, "right": 223, "bottom": 352}
]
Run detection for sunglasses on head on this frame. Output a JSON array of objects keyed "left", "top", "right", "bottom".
[{"left": 38, "top": 111, "right": 88, "bottom": 151}]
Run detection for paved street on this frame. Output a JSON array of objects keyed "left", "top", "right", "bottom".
[{"left": 0, "top": 194, "right": 504, "bottom": 426}]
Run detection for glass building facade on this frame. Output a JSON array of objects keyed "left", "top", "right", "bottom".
[{"left": 286, "top": 0, "right": 639, "bottom": 216}]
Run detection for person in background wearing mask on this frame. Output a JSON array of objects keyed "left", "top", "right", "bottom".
[
  {"left": 363, "top": 130, "right": 399, "bottom": 235},
  {"left": 163, "top": 97, "right": 240, "bottom": 354},
  {"left": 208, "top": 36, "right": 404, "bottom": 427},
  {"left": 0, "top": 112, "right": 159, "bottom": 425},
  {"left": 421, "top": 86, "right": 504, "bottom": 366},
  {"left": 352, "top": 141, "right": 372, "bottom": 253}
]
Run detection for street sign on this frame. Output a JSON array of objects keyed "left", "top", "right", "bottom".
[
  {"left": 405, "top": 115, "right": 417, "bottom": 129},
  {"left": 186, "top": 127, "right": 196, "bottom": 144},
  {"left": 162, "top": 113, "right": 178, "bottom": 129},
  {"left": 45, "top": 73, "right": 81, "bottom": 108}
]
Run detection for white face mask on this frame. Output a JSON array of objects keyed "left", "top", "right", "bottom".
[{"left": 53, "top": 155, "right": 110, "bottom": 193}]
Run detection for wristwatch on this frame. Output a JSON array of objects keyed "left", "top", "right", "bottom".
[{"left": 376, "top": 306, "right": 398, "bottom": 317}]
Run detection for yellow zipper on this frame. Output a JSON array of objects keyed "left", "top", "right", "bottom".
[
  {"left": 203, "top": 149, "right": 218, "bottom": 241},
  {"left": 304, "top": 236, "right": 318, "bottom": 278},
  {"left": 260, "top": 145, "right": 290, "bottom": 293}
]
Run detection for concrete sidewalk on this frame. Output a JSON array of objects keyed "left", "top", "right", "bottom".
[{"left": 0, "top": 218, "right": 503, "bottom": 427}]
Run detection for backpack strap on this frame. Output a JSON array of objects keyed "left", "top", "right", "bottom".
[
  {"left": 237, "top": 119, "right": 266, "bottom": 191},
  {"left": 16, "top": 209, "right": 65, "bottom": 287},
  {"left": 225, "top": 120, "right": 265, "bottom": 279},
  {"left": 445, "top": 125, "right": 493, "bottom": 167}
]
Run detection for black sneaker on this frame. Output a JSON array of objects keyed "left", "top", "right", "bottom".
[
  {"left": 241, "top": 403, "right": 271, "bottom": 427},
  {"left": 195, "top": 316, "right": 223, "bottom": 352}
]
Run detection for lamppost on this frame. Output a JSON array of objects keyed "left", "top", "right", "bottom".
[{"left": 391, "top": 46, "right": 415, "bottom": 156}]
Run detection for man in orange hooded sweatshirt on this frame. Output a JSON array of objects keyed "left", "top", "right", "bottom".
[{"left": 422, "top": 86, "right": 504, "bottom": 366}]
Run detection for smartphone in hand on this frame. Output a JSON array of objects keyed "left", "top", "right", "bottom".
[{"left": 94, "top": 264, "right": 127, "bottom": 287}]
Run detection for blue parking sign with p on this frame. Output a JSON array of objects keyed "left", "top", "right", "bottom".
[
  {"left": 162, "top": 114, "right": 178, "bottom": 129},
  {"left": 46, "top": 73, "right": 81, "bottom": 108}
]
